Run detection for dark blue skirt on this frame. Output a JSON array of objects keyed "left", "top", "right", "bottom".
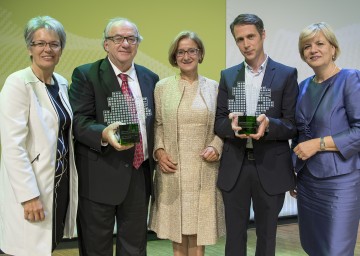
[{"left": 297, "top": 167, "right": 360, "bottom": 256}]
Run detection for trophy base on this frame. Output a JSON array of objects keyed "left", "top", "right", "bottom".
[
  {"left": 116, "top": 123, "right": 140, "bottom": 145},
  {"left": 238, "top": 116, "right": 258, "bottom": 135}
]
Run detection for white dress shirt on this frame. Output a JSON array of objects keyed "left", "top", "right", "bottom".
[
  {"left": 109, "top": 58, "right": 148, "bottom": 160},
  {"left": 244, "top": 55, "right": 269, "bottom": 148}
]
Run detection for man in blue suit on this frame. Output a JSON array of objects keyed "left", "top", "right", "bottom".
[
  {"left": 69, "top": 18, "right": 159, "bottom": 256},
  {"left": 215, "top": 14, "right": 298, "bottom": 256}
]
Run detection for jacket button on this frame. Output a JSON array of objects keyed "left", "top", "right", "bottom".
[{"left": 125, "top": 164, "right": 130, "bottom": 168}]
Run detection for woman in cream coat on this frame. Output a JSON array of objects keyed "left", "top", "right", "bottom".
[
  {"left": 149, "top": 31, "right": 225, "bottom": 256},
  {"left": 0, "top": 16, "right": 77, "bottom": 256}
]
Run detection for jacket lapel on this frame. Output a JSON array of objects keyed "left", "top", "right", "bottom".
[
  {"left": 261, "top": 58, "right": 275, "bottom": 89},
  {"left": 298, "top": 78, "right": 333, "bottom": 124},
  {"left": 99, "top": 58, "right": 121, "bottom": 94},
  {"left": 134, "top": 64, "right": 156, "bottom": 130},
  {"left": 25, "top": 68, "right": 57, "bottom": 123},
  {"left": 135, "top": 64, "right": 152, "bottom": 101},
  {"left": 199, "top": 77, "right": 210, "bottom": 109}
]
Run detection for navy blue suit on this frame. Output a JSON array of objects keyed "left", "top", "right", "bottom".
[{"left": 215, "top": 58, "right": 298, "bottom": 256}]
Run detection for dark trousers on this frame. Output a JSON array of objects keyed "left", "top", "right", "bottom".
[
  {"left": 77, "top": 161, "right": 150, "bottom": 256},
  {"left": 52, "top": 171, "right": 69, "bottom": 251},
  {"left": 222, "top": 157, "right": 285, "bottom": 256}
]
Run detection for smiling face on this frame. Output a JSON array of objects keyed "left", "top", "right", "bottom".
[
  {"left": 28, "top": 28, "right": 62, "bottom": 73},
  {"left": 302, "top": 31, "right": 336, "bottom": 71},
  {"left": 233, "top": 24, "right": 266, "bottom": 68},
  {"left": 176, "top": 38, "right": 200, "bottom": 75},
  {"left": 103, "top": 21, "right": 139, "bottom": 71}
]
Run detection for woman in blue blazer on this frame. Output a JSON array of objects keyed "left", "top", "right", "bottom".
[{"left": 292, "top": 22, "right": 360, "bottom": 256}]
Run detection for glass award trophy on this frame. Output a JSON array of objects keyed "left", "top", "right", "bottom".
[
  {"left": 103, "top": 91, "right": 152, "bottom": 145},
  {"left": 228, "top": 81, "right": 274, "bottom": 135},
  {"left": 237, "top": 115, "right": 257, "bottom": 135},
  {"left": 115, "top": 123, "right": 139, "bottom": 145}
]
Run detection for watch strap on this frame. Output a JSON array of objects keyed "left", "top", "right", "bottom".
[{"left": 320, "top": 137, "right": 326, "bottom": 151}]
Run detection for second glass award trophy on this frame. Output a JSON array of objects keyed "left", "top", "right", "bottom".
[
  {"left": 237, "top": 115, "right": 257, "bottom": 135},
  {"left": 116, "top": 123, "right": 139, "bottom": 145},
  {"left": 228, "top": 81, "right": 274, "bottom": 135}
]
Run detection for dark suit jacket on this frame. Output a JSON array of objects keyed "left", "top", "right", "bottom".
[
  {"left": 69, "top": 57, "right": 159, "bottom": 205},
  {"left": 215, "top": 58, "right": 298, "bottom": 195}
]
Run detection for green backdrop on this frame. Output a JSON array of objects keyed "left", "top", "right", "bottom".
[{"left": 0, "top": 1, "right": 226, "bottom": 88}]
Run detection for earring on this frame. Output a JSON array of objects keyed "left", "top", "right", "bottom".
[{"left": 332, "top": 55, "right": 335, "bottom": 60}]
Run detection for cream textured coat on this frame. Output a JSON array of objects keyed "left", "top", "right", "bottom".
[
  {"left": 148, "top": 75, "right": 225, "bottom": 245},
  {"left": 0, "top": 67, "right": 78, "bottom": 256}
]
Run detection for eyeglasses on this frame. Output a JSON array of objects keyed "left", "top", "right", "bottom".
[
  {"left": 176, "top": 48, "right": 199, "bottom": 57},
  {"left": 30, "top": 41, "right": 61, "bottom": 50},
  {"left": 106, "top": 35, "right": 139, "bottom": 45}
]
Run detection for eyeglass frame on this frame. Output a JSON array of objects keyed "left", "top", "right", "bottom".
[
  {"left": 176, "top": 48, "right": 200, "bottom": 58},
  {"left": 30, "top": 40, "right": 62, "bottom": 50},
  {"left": 105, "top": 35, "right": 139, "bottom": 45}
]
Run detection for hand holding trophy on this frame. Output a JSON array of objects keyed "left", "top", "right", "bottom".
[
  {"left": 228, "top": 81, "right": 273, "bottom": 138},
  {"left": 102, "top": 121, "right": 134, "bottom": 151},
  {"left": 103, "top": 91, "right": 152, "bottom": 149}
]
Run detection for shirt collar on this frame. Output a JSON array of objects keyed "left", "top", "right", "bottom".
[
  {"left": 108, "top": 57, "right": 136, "bottom": 81},
  {"left": 244, "top": 54, "right": 269, "bottom": 74}
]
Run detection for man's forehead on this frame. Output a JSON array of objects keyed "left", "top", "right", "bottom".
[
  {"left": 110, "top": 22, "right": 136, "bottom": 33},
  {"left": 234, "top": 25, "right": 260, "bottom": 36}
]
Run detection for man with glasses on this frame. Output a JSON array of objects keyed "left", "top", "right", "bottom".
[{"left": 69, "top": 17, "right": 159, "bottom": 256}]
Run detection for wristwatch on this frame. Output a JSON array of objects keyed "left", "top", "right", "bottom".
[{"left": 320, "top": 137, "right": 326, "bottom": 151}]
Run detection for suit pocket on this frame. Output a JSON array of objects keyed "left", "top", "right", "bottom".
[
  {"left": 223, "top": 141, "right": 230, "bottom": 152},
  {"left": 30, "top": 153, "right": 40, "bottom": 164}
]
